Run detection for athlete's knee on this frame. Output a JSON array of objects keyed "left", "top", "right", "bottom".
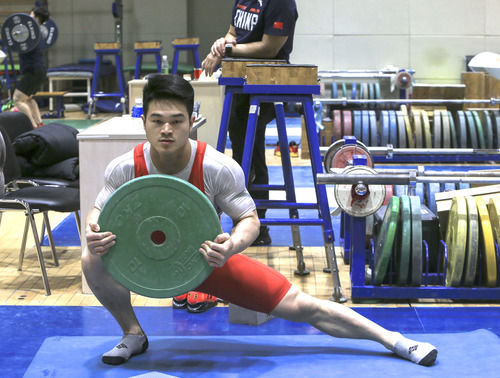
[{"left": 272, "top": 286, "right": 318, "bottom": 321}]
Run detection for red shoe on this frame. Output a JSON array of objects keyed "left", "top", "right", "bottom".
[
  {"left": 289, "top": 141, "right": 299, "bottom": 158},
  {"left": 274, "top": 142, "right": 281, "bottom": 156},
  {"left": 186, "top": 291, "right": 219, "bottom": 313},
  {"left": 172, "top": 293, "right": 188, "bottom": 309}
]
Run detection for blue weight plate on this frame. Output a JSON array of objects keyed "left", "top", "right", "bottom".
[
  {"left": 353, "top": 110, "right": 362, "bottom": 140},
  {"left": 388, "top": 110, "right": 398, "bottom": 147},
  {"left": 425, "top": 182, "right": 440, "bottom": 215},
  {"left": 369, "top": 110, "right": 378, "bottom": 146},
  {"left": 332, "top": 82, "right": 338, "bottom": 98},
  {"left": 441, "top": 182, "right": 457, "bottom": 192},
  {"left": 433, "top": 110, "right": 442, "bottom": 148},
  {"left": 396, "top": 110, "right": 407, "bottom": 148},
  {"left": 380, "top": 110, "right": 389, "bottom": 145},
  {"left": 361, "top": 110, "right": 370, "bottom": 145},
  {"left": 447, "top": 111, "right": 457, "bottom": 148},
  {"left": 456, "top": 111, "right": 468, "bottom": 148},
  {"left": 351, "top": 82, "right": 357, "bottom": 99},
  {"left": 394, "top": 185, "right": 407, "bottom": 197},
  {"left": 471, "top": 110, "right": 486, "bottom": 149},
  {"left": 481, "top": 110, "right": 494, "bottom": 149},
  {"left": 465, "top": 110, "right": 479, "bottom": 148},
  {"left": 458, "top": 183, "right": 471, "bottom": 190},
  {"left": 440, "top": 110, "right": 451, "bottom": 148}
]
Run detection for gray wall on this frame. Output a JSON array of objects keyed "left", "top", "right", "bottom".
[{"left": 45, "top": 0, "right": 500, "bottom": 83}]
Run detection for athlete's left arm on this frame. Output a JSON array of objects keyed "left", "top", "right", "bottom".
[{"left": 199, "top": 210, "right": 260, "bottom": 268}]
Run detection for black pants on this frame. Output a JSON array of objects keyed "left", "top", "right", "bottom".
[{"left": 228, "top": 94, "right": 275, "bottom": 219}]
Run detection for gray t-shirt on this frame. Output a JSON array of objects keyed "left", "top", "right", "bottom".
[{"left": 95, "top": 139, "right": 256, "bottom": 222}]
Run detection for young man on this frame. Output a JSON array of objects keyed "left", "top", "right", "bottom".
[
  {"left": 82, "top": 74, "right": 438, "bottom": 367},
  {"left": 202, "top": 0, "right": 299, "bottom": 246},
  {"left": 12, "top": 6, "right": 49, "bottom": 128}
]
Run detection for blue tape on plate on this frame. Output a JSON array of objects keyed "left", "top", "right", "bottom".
[
  {"left": 361, "top": 110, "right": 370, "bottom": 145},
  {"left": 369, "top": 110, "right": 378, "bottom": 146},
  {"left": 353, "top": 110, "right": 362, "bottom": 141},
  {"left": 380, "top": 110, "right": 389, "bottom": 146},
  {"left": 388, "top": 110, "right": 398, "bottom": 147}
]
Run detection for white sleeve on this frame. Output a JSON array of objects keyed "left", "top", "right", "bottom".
[{"left": 94, "top": 153, "right": 134, "bottom": 210}]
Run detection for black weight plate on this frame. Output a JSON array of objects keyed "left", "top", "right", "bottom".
[
  {"left": 472, "top": 110, "right": 486, "bottom": 149},
  {"left": 465, "top": 110, "right": 479, "bottom": 148},
  {"left": 456, "top": 111, "right": 468, "bottom": 148},
  {"left": 1, "top": 13, "right": 41, "bottom": 53},
  {"left": 433, "top": 110, "right": 441, "bottom": 148},
  {"left": 447, "top": 111, "right": 457, "bottom": 148},
  {"left": 39, "top": 18, "right": 58, "bottom": 49},
  {"left": 481, "top": 110, "right": 494, "bottom": 149},
  {"left": 99, "top": 175, "right": 220, "bottom": 298},
  {"left": 440, "top": 109, "right": 451, "bottom": 148},
  {"left": 381, "top": 110, "right": 389, "bottom": 146}
]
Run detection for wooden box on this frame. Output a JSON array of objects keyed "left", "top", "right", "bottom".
[
  {"left": 246, "top": 64, "right": 318, "bottom": 85},
  {"left": 134, "top": 41, "right": 161, "bottom": 49},
  {"left": 220, "top": 58, "right": 286, "bottom": 78},
  {"left": 172, "top": 37, "right": 200, "bottom": 46},
  {"left": 94, "top": 42, "right": 120, "bottom": 50}
]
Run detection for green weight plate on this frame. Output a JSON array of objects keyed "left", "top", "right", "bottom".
[
  {"left": 463, "top": 196, "right": 479, "bottom": 286},
  {"left": 481, "top": 110, "right": 494, "bottom": 149},
  {"left": 409, "top": 196, "right": 423, "bottom": 286},
  {"left": 445, "top": 196, "right": 467, "bottom": 287},
  {"left": 440, "top": 110, "right": 451, "bottom": 148},
  {"left": 465, "top": 110, "right": 479, "bottom": 148},
  {"left": 432, "top": 110, "right": 441, "bottom": 148},
  {"left": 396, "top": 195, "right": 411, "bottom": 285},
  {"left": 98, "top": 175, "right": 220, "bottom": 298},
  {"left": 456, "top": 111, "right": 468, "bottom": 148},
  {"left": 373, "top": 196, "right": 400, "bottom": 285},
  {"left": 412, "top": 110, "right": 423, "bottom": 148},
  {"left": 342, "top": 82, "right": 348, "bottom": 98},
  {"left": 471, "top": 110, "right": 486, "bottom": 149},
  {"left": 396, "top": 110, "right": 407, "bottom": 148},
  {"left": 374, "top": 82, "right": 381, "bottom": 99},
  {"left": 475, "top": 196, "right": 497, "bottom": 287},
  {"left": 493, "top": 110, "right": 500, "bottom": 148},
  {"left": 421, "top": 110, "right": 432, "bottom": 148},
  {"left": 447, "top": 111, "right": 457, "bottom": 148}
]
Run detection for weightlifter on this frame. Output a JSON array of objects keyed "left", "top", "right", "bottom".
[
  {"left": 82, "top": 74, "right": 438, "bottom": 367},
  {"left": 12, "top": 6, "right": 49, "bottom": 129}
]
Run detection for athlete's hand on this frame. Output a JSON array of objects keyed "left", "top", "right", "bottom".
[
  {"left": 211, "top": 37, "right": 235, "bottom": 57},
  {"left": 86, "top": 222, "right": 116, "bottom": 256},
  {"left": 199, "top": 232, "right": 233, "bottom": 267}
]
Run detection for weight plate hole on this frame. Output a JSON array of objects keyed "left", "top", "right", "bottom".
[{"left": 151, "top": 230, "right": 166, "bottom": 245}]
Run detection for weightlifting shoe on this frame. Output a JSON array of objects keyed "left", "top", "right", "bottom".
[
  {"left": 172, "top": 293, "right": 188, "bottom": 309},
  {"left": 186, "top": 291, "right": 219, "bottom": 313},
  {"left": 251, "top": 226, "right": 272, "bottom": 246}
]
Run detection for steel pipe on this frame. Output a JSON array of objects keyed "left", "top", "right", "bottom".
[{"left": 317, "top": 98, "right": 500, "bottom": 105}]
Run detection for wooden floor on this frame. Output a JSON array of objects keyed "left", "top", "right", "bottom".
[{"left": 1, "top": 110, "right": 498, "bottom": 308}]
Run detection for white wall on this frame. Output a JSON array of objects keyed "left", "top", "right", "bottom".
[{"left": 292, "top": 0, "right": 500, "bottom": 83}]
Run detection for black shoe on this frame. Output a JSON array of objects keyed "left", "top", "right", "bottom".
[{"left": 251, "top": 226, "right": 272, "bottom": 246}]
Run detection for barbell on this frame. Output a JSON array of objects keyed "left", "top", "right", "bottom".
[{"left": 1, "top": 13, "right": 58, "bottom": 53}]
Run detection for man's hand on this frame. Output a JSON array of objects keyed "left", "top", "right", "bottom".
[
  {"left": 211, "top": 37, "right": 235, "bottom": 57},
  {"left": 199, "top": 232, "right": 233, "bottom": 267},
  {"left": 86, "top": 222, "right": 116, "bottom": 256},
  {"left": 201, "top": 52, "right": 222, "bottom": 77}
]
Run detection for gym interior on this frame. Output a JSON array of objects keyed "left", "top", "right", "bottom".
[{"left": 1, "top": 0, "right": 500, "bottom": 376}]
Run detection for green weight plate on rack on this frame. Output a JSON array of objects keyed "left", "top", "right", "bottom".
[
  {"left": 353, "top": 110, "right": 362, "bottom": 141},
  {"left": 471, "top": 110, "right": 486, "bottom": 149},
  {"left": 374, "top": 196, "right": 400, "bottom": 285},
  {"left": 396, "top": 195, "right": 411, "bottom": 285},
  {"left": 369, "top": 110, "right": 378, "bottom": 146},
  {"left": 493, "top": 110, "right": 500, "bottom": 148},
  {"left": 412, "top": 110, "right": 424, "bottom": 148},
  {"left": 475, "top": 196, "right": 497, "bottom": 287},
  {"left": 456, "top": 111, "right": 468, "bottom": 148},
  {"left": 463, "top": 196, "right": 479, "bottom": 286},
  {"left": 374, "top": 82, "right": 381, "bottom": 100},
  {"left": 409, "top": 196, "right": 423, "bottom": 286},
  {"left": 98, "top": 175, "right": 219, "bottom": 298},
  {"left": 445, "top": 196, "right": 467, "bottom": 287},
  {"left": 421, "top": 110, "right": 432, "bottom": 148},
  {"left": 440, "top": 110, "right": 451, "bottom": 148},
  {"left": 381, "top": 110, "right": 389, "bottom": 145},
  {"left": 481, "top": 110, "right": 494, "bottom": 149},
  {"left": 488, "top": 196, "right": 500, "bottom": 247},
  {"left": 342, "top": 82, "right": 348, "bottom": 98},
  {"left": 396, "top": 110, "right": 407, "bottom": 148},
  {"left": 361, "top": 110, "right": 370, "bottom": 145},
  {"left": 465, "top": 110, "right": 479, "bottom": 148},
  {"left": 433, "top": 110, "right": 442, "bottom": 148},
  {"left": 447, "top": 111, "right": 457, "bottom": 148}
]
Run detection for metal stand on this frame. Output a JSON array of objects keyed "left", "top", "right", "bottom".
[
  {"left": 134, "top": 47, "right": 162, "bottom": 79},
  {"left": 216, "top": 78, "right": 346, "bottom": 302},
  {"left": 171, "top": 41, "right": 200, "bottom": 75}
]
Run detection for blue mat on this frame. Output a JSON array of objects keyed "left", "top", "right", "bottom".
[{"left": 23, "top": 330, "right": 500, "bottom": 377}]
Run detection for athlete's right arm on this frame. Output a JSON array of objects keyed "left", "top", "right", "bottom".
[{"left": 85, "top": 206, "right": 116, "bottom": 256}]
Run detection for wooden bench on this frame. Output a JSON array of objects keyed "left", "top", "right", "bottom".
[{"left": 33, "top": 91, "right": 67, "bottom": 118}]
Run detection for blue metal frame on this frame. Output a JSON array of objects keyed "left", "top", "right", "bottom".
[
  {"left": 90, "top": 48, "right": 126, "bottom": 101},
  {"left": 133, "top": 47, "right": 162, "bottom": 79},
  {"left": 171, "top": 43, "right": 200, "bottom": 74}
]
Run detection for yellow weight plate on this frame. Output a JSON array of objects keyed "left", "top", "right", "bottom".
[
  {"left": 441, "top": 110, "right": 451, "bottom": 148},
  {"left": 445, "top": 196, "right": 468, "bottom": 287},
  {"left": 400, "top": 105, "right": 415, "bottom": 148},
  {"left": 475, "top": 196, "right": 497, "bottom": 287},
  {"left": 421, "top": 110, "right": 432, "bottom": 148},
  {"left": 488, "top": 196, "right": 500, "bottom": 246},
  {"left": 412, "top": 109, "right": 423, "bottom": 148},
  {"left": 464, "top": 196, "right": 479, "bottom": 286}
]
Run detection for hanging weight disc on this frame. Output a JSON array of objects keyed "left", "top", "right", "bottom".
[
  {"left": 409, "top": 196, "right": 423, "bottom": 286},
  {"left": 353, "top": 110, "right": 362, "bottom": 141},
  {"left": 360, "top": 82, "right": 368, "bottom": 99},
  {"left": 98, "top": 175, "right": 220, "bottom": 298},
  {"left": 369, "top": 110, "right": 378, "bottom": 146},
  {"left": 39, "top": 18, "right": 58, "bottom": 49},
  {"left": 412, "top": 110, "right": 424, "bottom": 148},
  {"left": 463, "top": 196, "right": 479, "bottom": 286},
  {"left": 403, "top": 108, "right": 415, "bottom": 148},
  {"left": 480, "top": 110, "right": 494, "bottom": 149},
  {"left": 492, "top": 110, "right": 500, "bottom": 148},
  {"left": 342, "top": 82, "right": 348, "bottom": 98},
  {"left": 421, "top": 110, "right": 432, "bottom": 148},
  {"left": 342, "top": 110, "right": 352, "bottom": 137},
  {"left": 334, "top": 165, "right": 386, "bottom": 217},
  {"left": 445, "top": 196, "right": 468, "bottom": 287},
  {"left": 1, "top": 13, "right": 41, "bottom": 53},
  {"left": 465, "top": 111, "right": 479, "bottom": 148},
  {"left": 488, "top": 196, "right": 500, "bottom": 245},
  {"left": 432, "top": 110, "right": 442, "bottom": 148},
  {"left": 471, "top": 110, "right": 486, "bottom": 149},
  {"left": 475, "top": 196, "right": 497, "bottom": 287},
  {"left": 361, "top": 110, "right": 370, "bottom": 145},
  {"left": 332, "top": 110, "right": 342, "bottom": 141},
  {"left": 396, "top": 195, "right": 411, "bottom": 285},
  {"left": 381, "top": 111, "right": 389, "bottom": 146},
  {"left": 329, "top": 142, "right": 374, "bottom": 169},
  {"left": 332, "top": 82, "right": 338, "bottom": 98},
  {"left": 456, "top": 111, "right": 468, "bottom": 148},
  {"left": 447, "top": 111, "right": 457, "bottom": 148},
  {"left": 373, "top": 196, "right": 400, "bottom": 285},
  {"left": 396, "top": 110, "right": 407, "bottom": 148},
  {"left": 351, "top": 82, "right": 357, "bottom": 99},
  {"left": 368, "top": 82, "right": 375, "bottom": 102}
]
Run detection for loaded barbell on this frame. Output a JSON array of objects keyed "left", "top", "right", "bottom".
[{"left": 1, "top": 13, "right": 58, "bottom": 53}]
